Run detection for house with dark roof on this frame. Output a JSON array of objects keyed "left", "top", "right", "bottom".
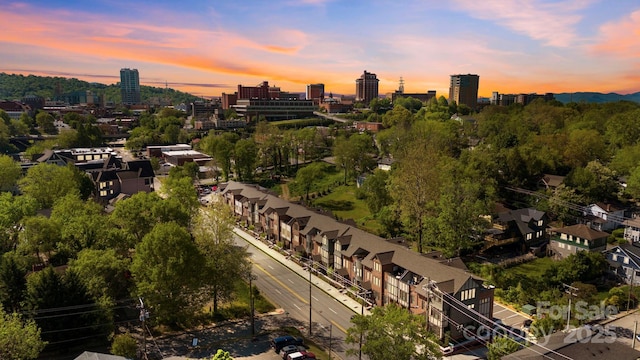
[
  {"left": 603, "top": 243, "right": 640, "bottom": 285},
  {"left": 582, "top": 201, "right": 626, "bottom": 232},
  {"left": 221, "top": 181, "right": 494, "bottom": 341},
  {"left": 483, "top": 207, "right": 548, "bottom": 253},
  {"left": 89, "top": 159, "right": 155, "bottom": 202},
  {"left": 548, "top": 224, "right": 609, "bottom": 259}
]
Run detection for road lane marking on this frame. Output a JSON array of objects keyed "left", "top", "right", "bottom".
[
  {"left": 330, "top": 320, "right": 348, "bottom": 334},
  {"left": 288, "top": 279, "right": 294, "bottom": 284},
  {"left": 329, "top": 307, "right": 337, "bottom": 314},
  {"left": 275, "top": 289, "right": 282, "bottom": 294},
  {"left": 312, "top": 296, "right": 319, "bottom": 301},
  {"left": 294, "top": 303, "right": 301, "bottom": 310},
  {"left": 253, "top": 263, "right": 307, "bottom": 304},
  {"left": 268, "top": 265, "right": 274, "bottom": 270}
]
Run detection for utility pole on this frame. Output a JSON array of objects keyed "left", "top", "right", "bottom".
[
  {"left": 634, "top": 320, "right": 638, "bottom": 349},
  {"left": 308, "top": 259, "right": 312, "bottom": 336},
  {"left": 563, "top": 283, "right": 579, "bottom": 331},
  {"left": 138, "top": 297, "right": 149, "bottom": 359},
  {"left": 328, "top": 323, "right": 332, "bottom": 360},
  {"left": 249, "top": 274, "right": 256, "bottom": 337},
  {"left": 628, "top": 271, "right": 635, "bottom": 311},
  {"left": 358, "top": 301, "right": 364, "bottom": 360}
]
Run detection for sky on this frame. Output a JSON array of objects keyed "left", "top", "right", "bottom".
[{"left": 1, "top": 0, "right": 639, "bottom": 98}]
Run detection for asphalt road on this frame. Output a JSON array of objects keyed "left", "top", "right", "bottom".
[{"left": 234, "top": 233, "right": 363, "bottom": 360}]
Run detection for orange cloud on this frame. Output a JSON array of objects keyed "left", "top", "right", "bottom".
[{"left": 591, "top": 10, "right": 640, "bottom": 58}]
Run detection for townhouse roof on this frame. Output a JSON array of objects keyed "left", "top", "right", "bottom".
[
  {"left": 551, "top": 224, "right": 609, "bottom": 240},
  {"left": 223, "top": 181, "right": 483, "bottom": 294}
]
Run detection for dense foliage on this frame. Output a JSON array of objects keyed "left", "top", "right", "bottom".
[{"left": 0, "top": 72, "right": 201, "bottom": 105}]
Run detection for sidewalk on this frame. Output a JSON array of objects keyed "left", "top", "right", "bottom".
[{"left": 234, "top": 227, "right": 371, "bottom": 316}]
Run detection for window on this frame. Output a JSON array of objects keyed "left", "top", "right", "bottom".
[
  {"left": 612, "top": 254, "right": 618, "bottom": 261},
  {"left": 100, "top": 190, "right": 107, "bottom": 197},
  {"left": 624, "top": 257, "right": 630, "bottom": 264},
  {"left": 538, "top": 220, "right": 543, "bottom": 226},
  {"left": 526, "top": 233, "right": 532, "bottom": 240},
  {"left": 461, "top": 288, "right": 476, "bottom": 301}
]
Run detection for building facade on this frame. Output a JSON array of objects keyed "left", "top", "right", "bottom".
[
  {"left": 232, "top": 99, "right": 315, "bottom": 121},
  {"left": 306, "top": 84, "right": 325, "bottom": 104},
  {"left": 449, "top": 74, "right": 479, "bottom": 110},
  {"left": 355, "top": 71, "right": 379, "bottom": 105},
  {"left": 120, "top": 68, "right": 141, "bottom": 105},
  {"left": 548, "top": 224, "right": 608, "bottom": 259},
  {"left": 220, "top": 181, "right": 494, "bottom": 341}
]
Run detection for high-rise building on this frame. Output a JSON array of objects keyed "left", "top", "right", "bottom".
[
  {"left": 449, "top": 74, "right": 479, "bottom": 110},
  {"left": 355, "top": 71, "right": 379, "bottom": 104},
  {"left": 306, "top": 84, "right": 325, "bottom": 104},
  {"left": 120, "top": 68, "right": 141, "bottom": 105}
]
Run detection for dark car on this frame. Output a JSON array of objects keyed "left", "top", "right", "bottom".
[{"left": 271, "top": 335, "right": 304, "bottom": 353}]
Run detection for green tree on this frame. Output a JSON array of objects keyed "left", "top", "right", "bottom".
[
  {"left": 68, "top": 249, "right": 131, "bottom": 301},
  {"left": 35, "top": 111, "right": 57, "bottom": 135},
  {"left": 234, "top": 138, "right": 258, "bottom": 181},
  {"left": 25, "top": 267, "right": 105, "bottom": 346},
  {"left": 0, "top": 154, "right": 21, "bottom": 192},
  {"left": 0, "top": 306, "right": 47, "bottom": 360},
  {"left": 50, "top": 194, "right": 107, "bottom": 255},
  {"left": 211, "top": 348, "right": 234, "bottom": 360},
  {"left": 18, "top": 216, "right": 60, "bottom": 262},
  {"left": 345, "top": 303, "right": 441, "bottom": 360},
  {"left": 563, "top": 129, "right": 607, "bottom": 168},
  {"left": 382, "top": 104, "right": 414, "bottom": 128},
  {"left": 0, "top": 254, "right": 27, "bottom": 312},
  {"left": 486, "top": 335, "right": 521, "bottom": 360},
  {"left": 360, "top": 169, "right": 392, "bottom": 214},
  {"left": 110, "top": 333, "right": 138, "bottom": 359},
  {"left": 295, "top": 162, "right": 324, "bottom": 201},
  {"left": 389, "top": 141, "right": 442, "bottom": 253},
  {"left": 18, "top": 163, "right": 81, "bottom": 208},
  {"left": 162, "top": 176, "right": 199, "bottom": 219},
  {"left": 193, "top": 200, "right": 250, "bottom": 314},
  {"left": 131, "top": 222, "right": 206, "bottom": 326}
]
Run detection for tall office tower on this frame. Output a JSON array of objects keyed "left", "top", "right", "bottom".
[
  {"left": 355, "top": 70, "right": 379, "bottom": 104},
  {"left": 306, "top": 83, "right": 325, "bottom": 102},
  {"left": 120, "top": 68, "right": 141, "bottom": 105},
  {"left": 449, "top": 74, "right": 479, "bottom": 110}
]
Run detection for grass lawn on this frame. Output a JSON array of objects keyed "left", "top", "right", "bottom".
[
  {"left": 311, "top": 184, "right": 383, "bottom": 235},
  {"left": 506, "top": 257, "right": 556, "bottom": 279}
]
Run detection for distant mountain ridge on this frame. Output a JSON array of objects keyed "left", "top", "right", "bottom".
[
  {"left": 554, "top": 92, "right": 640, "bottom": 104},
  {"left": 0, "top": 72, "right": 201, "bottom": 105}
]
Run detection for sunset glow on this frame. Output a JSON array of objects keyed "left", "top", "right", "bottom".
[{"left": 1, "top": 1, "right": 639, "bottom": 98}]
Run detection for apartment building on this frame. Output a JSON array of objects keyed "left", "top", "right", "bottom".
[
  {"left": 220, "top": 181, "right": 494, "bottom": 340},
  {"left": 449, "top": 74, "right": 479, "bottom": 110},
  {"left": 355, "top": 71, "right": 379, "bottom": 104}
]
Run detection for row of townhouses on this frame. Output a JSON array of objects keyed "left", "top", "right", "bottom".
[{"left": 220, "top": 181, "right": 495, "bottom": 340}]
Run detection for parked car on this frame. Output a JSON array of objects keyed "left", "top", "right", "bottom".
[
  {"left": 286, "top": 351, "right": 316, "bottom": 360},
  {"left": 280, "top": 345, "right": 306, "bottom": 359},
  {"left": 271, "top": 335, "right": 304, "bottom": 353}
]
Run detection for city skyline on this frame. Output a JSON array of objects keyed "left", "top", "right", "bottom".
[{"left": 1, "top": 1, "right": 639, "bottom": 98}]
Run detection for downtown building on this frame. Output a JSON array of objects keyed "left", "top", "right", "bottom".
[
  {"left": 120, "top": 68, "right": 141, "bottom": 105},
  {"left": 355, "top": 71, "right": 379, "bottom": 105},
  {"left": 220, "top": 181, "right": 494, "bottom": 341},
  {"left": 306, "top": 84, "right": 325, "bottom": 105},
  {"left": 449, "top": 74, "right": 479, "bottom": 110}
]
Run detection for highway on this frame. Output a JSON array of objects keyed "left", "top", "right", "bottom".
[{"left": 234, "top": 233, "right": 362, "bottom": 360}]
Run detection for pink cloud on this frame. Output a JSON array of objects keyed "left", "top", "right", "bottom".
[
  {"left": 451, "top": 0, "right": 592, "bottom": 47},
  {"left": 591, "top": 10, "right": 640, "bottom": 58}
]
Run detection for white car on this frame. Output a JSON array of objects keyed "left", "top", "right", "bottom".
[{"left": 279, "top": 345, "right": 306, "bottom": 359}]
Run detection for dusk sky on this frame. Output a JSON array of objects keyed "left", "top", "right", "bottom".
[{"left": 1, "top": 0, "right": 639, "bottom": 98}]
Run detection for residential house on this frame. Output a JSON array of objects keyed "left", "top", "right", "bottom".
[
  {"left": 604, "top": 243, "right": 640, "bottom": 285},
  {"left": 89, "top": 158, "right": 155, "bottom": 202},
  {"left": 538, "top": 174, "right": 565, "bottom": 190},
  {"left": 582, "top": 201, "right": 626, "bottom": 232},
  {"left": 548, "top": 224, "right": 609, "bottom": 259},
  {"left": 483, "top": 207, "right": 548, "bottom": 253},
  {"left": 220, "top": 181, "right": 494, "bottom": 341},
  {"left": 377, "top": 157, "right": 395, "bottom": 172},
  {"left": 623, "top": 217, "right": 640, "bottom": 243}
]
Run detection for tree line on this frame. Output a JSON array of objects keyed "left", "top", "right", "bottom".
[{"left": 0, "top": 158, "right": 251, "bottom": 359}]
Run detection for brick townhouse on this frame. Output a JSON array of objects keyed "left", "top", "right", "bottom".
[{"left": 221, "top": 181, "right": 494, "bottom": 340}]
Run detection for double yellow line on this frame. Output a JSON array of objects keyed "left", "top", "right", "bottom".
[{"left": 252, "top": 262, "right": 348, "bottom": 334}]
